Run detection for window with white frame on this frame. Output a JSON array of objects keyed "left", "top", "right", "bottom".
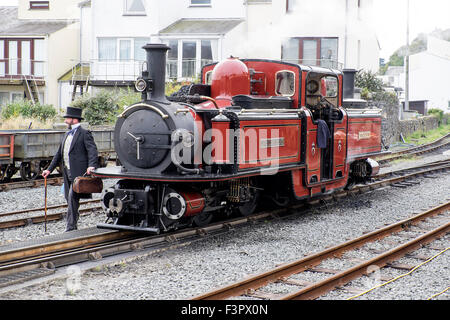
[
  {"left": 0, "top": 40, "right": 4, "bottom": 76},
  {"left": 124, "top": 0, "right": 146, "bottom": 15},
  {"left": 134, "top": 38, "right": 148, "bottom": 61},
  {"left": 282, "top": 37, "right": 338, "bottom": 69},
  {"left": 286, "top": 0, "right": 296, "bottom": 12},
  {"left": 164, "top": 39, "right": 218, "bottom": 79},
  {"left": 98, "top": 38, "right": 116, "bottom": 60},
  {"left": 11, "top": 92, "right": 23, "bottom": 102},
  {"left": 98, "top": 38, "right": 149, "bottom": 61},
  {"left": 190, "top": 0, "right": 211, "bottom": 6},
  {"left": 0, "top": 92, "right": 8, "bottom": 106},
  {"left": 0, "top": 38, "right": 45, "bottom": 77},
  {"left": 29, "top": 1, "right": 49, "bottom": 10}
]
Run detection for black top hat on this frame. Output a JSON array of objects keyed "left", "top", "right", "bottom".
[{"left": 63, "top": 107, "right": 83, "bottom": 120}]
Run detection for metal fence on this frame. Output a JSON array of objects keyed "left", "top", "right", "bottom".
[
  {"left": 70, "top": 57, "right": 343, "bottom": 84},
  {"left": 0, "top": 58, "right": 46, "bottom": 78}
]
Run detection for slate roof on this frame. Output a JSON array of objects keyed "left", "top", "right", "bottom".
[
  {"left": 0, "top": 6, "right": 76, "bottom": 36},
  {"left": 159, "top": 18, "right": 244, "bottom": 35}
]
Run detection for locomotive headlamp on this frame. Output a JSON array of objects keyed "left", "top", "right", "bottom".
[{"left": 135, "top": 78, "right": 147, "bottom": 92}]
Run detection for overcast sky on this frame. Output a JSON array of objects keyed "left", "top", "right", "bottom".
[
  {"left": 1, "top": 0, "right": 449, "bottom": 60},
  {"left": 372, "top": 0, "right": 450, "bottom": 60}
]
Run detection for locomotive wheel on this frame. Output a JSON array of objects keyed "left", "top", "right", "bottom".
[
  {"left": 192, "top": 212, "right": 213, "bottom": 227},
  {"left": 238, "top": 189, "right": 260, "bottom": 217}
]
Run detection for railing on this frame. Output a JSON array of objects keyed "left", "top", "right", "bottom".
[
  {"left": 167, "top": 58, "right": 214, "bottom": 80},
  {"left": 88, "top": 59, "right": 145, "bottom": 82},
  {"left": 74, "top": 58, "right": 341, "bottom": 83},
  {"left": 0, "top": 58, "right": 46, "bottom": 78},
  {"left": 76, "top": 59, "right": 215, "bottom": 83},
  {"left": 281, "top": 58, "right": 343, "bottom": 70}
]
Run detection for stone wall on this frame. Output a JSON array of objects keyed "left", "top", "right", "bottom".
[
  {"left": 367, "top": 102, "right": 440, "bottom": 147},
  {"left": 399, "top": 115, "right": 440, "bottom": 140}
]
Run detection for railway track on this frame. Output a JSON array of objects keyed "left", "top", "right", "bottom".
[
  {"left": 1, "top": 159, "right": 448, "bottom": 231},
  {"left": 0, "top": 159, "right": 448, "bottom": 291},
  {"left": 192, "top": 201, "right": 449, "bottom": 300},
  {"left": 0, "top": 176, "right": 63, "bottom": 192},
  {"left": 0, "top": 199, "right": 102, "bottom": 229},
  {"left": 374, "top": 133, "right": 450, "bottom": 165}
]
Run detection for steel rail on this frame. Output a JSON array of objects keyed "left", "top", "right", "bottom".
[
  {"left": 192, "top": 201, "right": 449, "bottom": 300},
  {"left": 0, "top": 205, "right": 102, "bottom": 229},
  {"left": 281, "top": 220, "right": 449, "bottom": 300},
  {"left": 378, "top": 142, "right": 450, "bottom": 165},
  {"left": 374, "top": 133, "right": 450, "bottom": 160},
  {"left": 0, "top": 163, "right": 448, "bottom": 289},
  {"left": 0, "top": 230, "right": 135, "bottom": 267},
  {"left": 2, "top": 160, "right": 447, "bottom": 230},
  {"left": 0, "top": 176, "right": 63, "bottom": 192},
  {"left": 0, "top": 199, "right": 100, "bottom": 219}
]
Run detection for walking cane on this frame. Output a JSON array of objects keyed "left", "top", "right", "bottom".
[{"left": 44, "top": 176, "right": 48, "bottom": 233}]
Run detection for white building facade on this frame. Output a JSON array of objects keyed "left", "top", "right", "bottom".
[
  {"left": 82, "top": 0, "right": 380, "bottom": 84},
  {"left": 400, "top": 36, "right": 450, "bottom": 113},
  {"left": 0, "top": 0, "right": 82, "bottom": 110},
  {"left": 379, "top": 36, "right": 450, "bottom": 114}
]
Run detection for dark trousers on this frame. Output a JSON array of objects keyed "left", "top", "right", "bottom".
[{"left": 63, "top": 168, "right": 80, "bottom": 231}]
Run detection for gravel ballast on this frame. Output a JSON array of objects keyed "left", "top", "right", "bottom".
[{"left": 0, "top": 156, "right": 448, "bottom": 300}]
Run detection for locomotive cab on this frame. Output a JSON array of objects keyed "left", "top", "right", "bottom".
[{"left": 305, "top": 73, "right": 343, "bottom": 122}]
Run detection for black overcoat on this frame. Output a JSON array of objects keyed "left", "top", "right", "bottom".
[{"left": 48, "top": 126, "right": 99, "bottom": 199}]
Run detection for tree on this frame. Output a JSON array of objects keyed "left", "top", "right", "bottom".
[{"left": 355, "top": 70, "right": 383, "bottom": 93}]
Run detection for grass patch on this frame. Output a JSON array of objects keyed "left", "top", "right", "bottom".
[
  {"left": 404, "top": 124, "right": 450, "bottom": 145},
  {"left": 0, "top": 115, "right": 55, "bottom": 130}
]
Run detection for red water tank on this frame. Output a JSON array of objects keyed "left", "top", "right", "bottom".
[{"left": 210, "top": 57, "right": 250, "bottom": 105}]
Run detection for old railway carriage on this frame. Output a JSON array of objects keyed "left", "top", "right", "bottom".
[
  {"left": 93, "top": 43, "right": 382, "bottom": 233},
  {"left": 0, "top": 129, "right": 114, "bottom": 182}
]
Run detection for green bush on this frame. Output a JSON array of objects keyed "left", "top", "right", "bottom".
[
  {"left": 70, "top": 83, "right": 199, "bottom": 125},
  {"left": 355, "top": 70, "right": 384, "bottom": 93},
  {"left": 71, "top": 88, "right": 141, "bottom": 125},
  {"left": 1, "top": 99, "right": 57, "bottom": 122},
  {"left": 372, "top": 91, "right": 399, "bottom": 106},
  {"left": 428, "top": 108, "right": 444, "bottom": 122}
]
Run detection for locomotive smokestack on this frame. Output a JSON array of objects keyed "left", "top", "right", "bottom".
[
  {"left": 342, "top": 68, "right": 357, "bottom": 99},
  {"left": 142, "top": 43, "right": 170, "bottom": 102}
]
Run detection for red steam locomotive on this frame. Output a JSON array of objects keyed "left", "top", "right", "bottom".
[{"left": 93, "top": 43, "right": 383, "bottom": 233}]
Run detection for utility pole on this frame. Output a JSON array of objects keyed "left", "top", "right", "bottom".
[
  {"left": 344, "top": 0, "right": 348, "bottom": 68},
  {"left": 404, "top": 0, "right": 410, "bottom": 114}
]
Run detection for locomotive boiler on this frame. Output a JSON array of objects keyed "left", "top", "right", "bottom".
[{"left": 93, "top": 43, "right": 382, "bottom": 233}]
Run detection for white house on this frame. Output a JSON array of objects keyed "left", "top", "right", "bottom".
[
  {"left": 381, "top": 36, "right": 450, "bottom": 115},
  {"left": 0, "top": 1, "right": 82, "bottom": 110},
  {"left": 399, "top": 36, "right": 450, "bottom": 113},
  {"left": 80, "top": 0, "right": 380, "bottom": 86}
]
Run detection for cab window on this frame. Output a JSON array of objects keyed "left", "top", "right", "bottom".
[
  {"left": 275, "top": 71, "right": 295, "bottom": 96},
  {"left": 322, "top": 76, "right": 338, "bottom": 97}
]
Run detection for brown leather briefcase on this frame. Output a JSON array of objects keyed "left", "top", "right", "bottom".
[{"left": 73, "top": 175, "right": 103, "bottom": 194}]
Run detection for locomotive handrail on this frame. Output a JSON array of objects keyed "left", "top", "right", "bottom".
[
  {"left": 345, "top": 108, "right": 382, "bottom": 114},
  {"left": 237, "top": 108, "right": 304, "bottom": 115},
  {"left": 119, "top": 103, "right": 169, "bottom": 120}
]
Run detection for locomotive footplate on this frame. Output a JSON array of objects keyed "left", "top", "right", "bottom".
[{"left": 92, "top": 163, "right": 305, "bottom": 182}]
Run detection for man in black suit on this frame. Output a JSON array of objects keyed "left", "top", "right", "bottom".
[{"left": 42, "top": 107, "right": 99, "bottom": 232}]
